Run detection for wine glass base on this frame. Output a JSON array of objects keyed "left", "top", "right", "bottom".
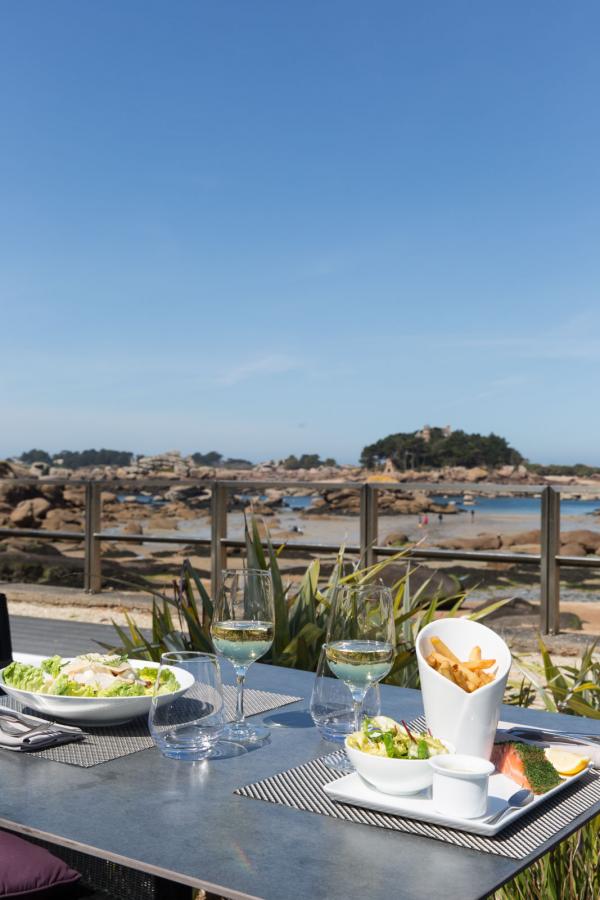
[
  {"left": 222, "top": 722, "right": 270, "bottom": 744},
  {"left": 156, "top": 740, "right": 247, "bottom": 761},
  {"left": 321, "top": 751, "right": 354, "bottom": 774}
]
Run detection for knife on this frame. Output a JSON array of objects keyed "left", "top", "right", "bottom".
[{"left": 501, "top": 725, "right": 600, "bottom": 748}]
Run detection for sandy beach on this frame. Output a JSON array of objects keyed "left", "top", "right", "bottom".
[{"left": 172, "top": 506, "right": 600, "bottom": 550}]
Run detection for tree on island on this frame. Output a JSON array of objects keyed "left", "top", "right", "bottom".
[
  {"left": 191, "top": 451, "right": 253, "bottom": 469},
  {"left": 20, "top": 449, "right": 133, "bottom": 468},
  {"left": 283, "top": 453, "right": 337, "bottom": 470},
  {"left": 360, "top": 428, "right": 522, "bottom": 470},
  {"left": 191, "top": 451, "right": 223, "bottom": 466},
  {"left": 54, "top": 449, "right": 134, "bottom": 468},
  {"left": 222, "top": 457, "right": 253, "bottom": 469},
  {"left": 20, "top": 449, "right": 52, "bottom": 465}
]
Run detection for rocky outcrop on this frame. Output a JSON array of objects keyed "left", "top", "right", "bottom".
[
  {"left": 9, "top": 497, "right": 51, "bottom": 527},
  {"left": 381, "top": 531, "right": 409, "bottom": 546},
  {"left": 307, "top": 487, "right": 457, "bottom": 517},
  {"left": 43, "top": 508, "right": 83, "bottom": 530},
  {"left": 435, "top": 528, "right": 600, "bottom": 558}
]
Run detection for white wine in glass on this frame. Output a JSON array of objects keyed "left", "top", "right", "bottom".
[
  {"left": 211, "top": 569, "right": 274, "bottom": 743},
  {"left": 211, "top": 620, "right": 274, "bottom": 666},
  {"left": 326, "top": 640, "right": 394, "bottom": 688},
  {"left": 324, "top": 583, "right": 395, "bottom": 770}
]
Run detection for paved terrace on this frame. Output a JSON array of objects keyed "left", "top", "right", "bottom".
[{"left": 9, "top": 614, "right": 151, "bottom": 657}]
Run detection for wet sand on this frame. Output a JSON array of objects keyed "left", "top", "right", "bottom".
[{"left": 173, "top": 508, "right": 600, "bottom": 549}]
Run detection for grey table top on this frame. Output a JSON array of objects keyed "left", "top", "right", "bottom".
[{"left": 1, "top": 661, "right": 600, "bottom": 900}]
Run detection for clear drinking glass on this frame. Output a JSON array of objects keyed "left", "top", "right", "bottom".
[
  {"left": 310, "top": 643, "right": 381, "bottom": 743},
  {"left": 211, "top": 568, "right": 275, "bottom": 744},
  {"left": 324, "top": 583, "right": 395, "bottom": 770},
  {"left": 149, "top": 651, "right": 226, "bottom": 760}
]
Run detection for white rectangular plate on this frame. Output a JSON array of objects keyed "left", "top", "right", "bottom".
[{"left": 323, "top": 765, "right": 590, "bottom": 836}]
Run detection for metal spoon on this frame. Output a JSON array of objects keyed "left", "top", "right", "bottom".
[{"left": 486, "top": 789, "right": 534, "bottom": 826}]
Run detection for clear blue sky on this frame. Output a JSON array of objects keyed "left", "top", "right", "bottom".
[{"left": 1, "top": 1, "right": 599, "bottom": 464}]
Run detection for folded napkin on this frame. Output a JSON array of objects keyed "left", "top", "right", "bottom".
[
  {"left": 0, "top": 706, "right": 86, "bottom": 752},
  {"left": 496, "top": 720, "right": 600, "bottom": 768}
]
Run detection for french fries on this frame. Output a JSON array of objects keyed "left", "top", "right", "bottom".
[{"left": 426, "top": 639, "right": 496, "bottom": 693}]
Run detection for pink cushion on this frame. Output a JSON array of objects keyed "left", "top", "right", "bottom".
[{"left": 0, "top": 830, "right": 80, "bottom": 897}]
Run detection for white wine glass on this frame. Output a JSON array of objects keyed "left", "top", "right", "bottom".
[
  {"left": 324, "top": 583, "right": 395, "bottom": 770},
  {"left": 211, "top": 568, "right": 274, "bottom": 744}
]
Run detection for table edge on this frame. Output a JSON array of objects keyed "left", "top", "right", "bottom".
[{"left": 0, "top": 815, "right": 263, "bottom": 900}]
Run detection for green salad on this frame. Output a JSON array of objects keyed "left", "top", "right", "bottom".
[
  {"left": 347, "top": 716, "right": 449, "bottom": 760},
  {"left": 2, "top": 653, "right": 180, "bottom": 698}
]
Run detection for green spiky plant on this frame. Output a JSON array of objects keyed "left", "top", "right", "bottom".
[
  {"left": 107, "top": 517, "right": 508, "bottom": 683},
  {"left": 510, "top": 638, "right": 600, "bottom": 718}
]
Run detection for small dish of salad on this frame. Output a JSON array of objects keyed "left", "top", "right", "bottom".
[
  {"left": 347, "top": 716, "right": 449, "bottom": 760},
  {"left": 345, "top": 716, "right": 452, "bottom": 796}
]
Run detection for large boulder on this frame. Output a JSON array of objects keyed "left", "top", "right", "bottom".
[
  {"left": 560, "top": 530, "right": 600, "bottom": 552},
  {"left": 165, "top": 484, "right": 206, "bottom": 502},
  {"left": 501, "top": 529, "right": 541, "bottom": 547},
  {"left": 9, "top": 497, "right": 51, "bottom": 527},
  {"left": 463, "top": 467, "right": 489, "bottom": 482},
  {"left": 560, "top": 542, "right": 587, "bottom": 557},
  {"left": 43, "top": 508, "right": 83, "bottom": 530},
  {"left": 381, "top": 531, "right": 409, "bottom": 546},
  {"left": 495, "top": 465, "right": 515, "bottom": 479},
  {"left": 29, "top": 461, "right": 50, "bottom": 476},
  {"left": 122, "top": 521, "right": 144, "bottom": 535},
  {"left": 263, "top": 489, "right": 285, "bottom": 506},
  {"left": 437, "top": 533, "right": 501, "bottom": 551},
  {"left": 38, "top": 483, "right": 65, "bottom": 506},
  {"left": 63, "top": 487, "right": 85, "bottom": 506}
]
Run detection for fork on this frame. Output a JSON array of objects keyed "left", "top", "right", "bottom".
[{"left": 0, "top": 718, "right": 63, "bottom": 738}]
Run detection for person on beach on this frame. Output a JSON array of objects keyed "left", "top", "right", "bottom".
[
  {"left": 470, "top": 509, "right": 475, "bottom": 520},
  {"left": 423, "top": 514, "right": 429, "bottom": 526},
  {"left": 438, "top": 513, "right": 443, "bottom": 523}
]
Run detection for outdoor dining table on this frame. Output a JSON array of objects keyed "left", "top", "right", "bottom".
[{"left": 1, "top": 662, "right": 599, "bottom": 900}]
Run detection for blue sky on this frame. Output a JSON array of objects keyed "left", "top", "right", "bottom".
[{"left": 1, "top": 1, "right": 600, "bottom": 464}]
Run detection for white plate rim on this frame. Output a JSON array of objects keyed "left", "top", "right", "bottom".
[{"left": 0, "top": 657, "right": 192, "bottom": 704}]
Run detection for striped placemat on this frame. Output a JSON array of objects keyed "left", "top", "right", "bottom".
[
  {"left": 1, "top": 686, "right": 301, "bottom": 768},
  {"left": 234, "top": 718, "right": 600, "bottom": 859}
]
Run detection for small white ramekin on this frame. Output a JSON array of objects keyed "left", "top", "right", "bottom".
[{"left": 429, "top": 754, "right": 495, "bottom": 819}]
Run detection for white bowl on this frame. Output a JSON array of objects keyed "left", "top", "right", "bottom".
[
  {"left": 345, "top": 738, "right": 451, "bottom": 796},
  {"left": 416, "top": 618, "right": 511, "bottom": 760},
  {"left": 430, "top": 753, "right": 495, "bottom": 819},
  {"left": 0, "top": 659, "right": 193, "bottom": 726}
]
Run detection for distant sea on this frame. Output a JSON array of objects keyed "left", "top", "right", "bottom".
[
  {"left": 432, "top": 494, "right": 600, "bottom": 517},
  {"left": 117, "top": 491, "right": 600, "bottom": 518}
]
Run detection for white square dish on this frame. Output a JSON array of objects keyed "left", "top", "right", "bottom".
[{"left": 323, "top": 765, "right": 590, "bottom": 836}]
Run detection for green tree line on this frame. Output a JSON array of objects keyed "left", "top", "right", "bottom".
[
  {"left": 20, "top": 448, "right": 133, "bottom": 468},
  {"left": 360, "top": 428, "right": 523, "bottom": 470}
]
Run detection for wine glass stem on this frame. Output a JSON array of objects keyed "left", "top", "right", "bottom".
[
  {"left": 234, "top": 668, "right": 247, "bottom": 725},
  {"left": 351, "top": 688, "right": 367, "bottom": 733}
]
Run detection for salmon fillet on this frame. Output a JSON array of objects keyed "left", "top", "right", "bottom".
[{"left": 491, "top": 742, "right": 562, "bottom": 794}]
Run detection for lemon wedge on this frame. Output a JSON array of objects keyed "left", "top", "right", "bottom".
[{"left": 544, "top": 747, "right": 590, "bottom": 776}]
